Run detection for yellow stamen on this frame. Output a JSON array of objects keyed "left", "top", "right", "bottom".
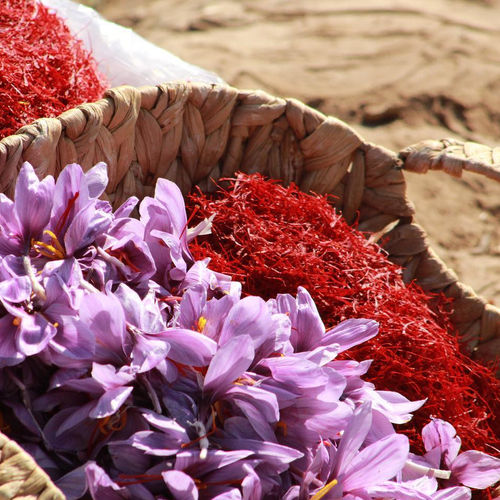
[
  {"left": 31, "top": 230, "right": 65, "bottom": 260},
  {"left": 310, "top": 479, "right": 339, "bottom": 500},
  {"left": 43, "top": 230, "right": 65, "bottom": 255},
  {"left": 197, "top": 316, "right": 207, "bottom": 333},
  {"left": 233, "top": 375, "right": 256, "bottom": 386},
  {"left": 12, "top": 317, "right": 22, "bottom": 327},
  {"left": 53, "top": 322, "right": 59, "bottom": 328}
]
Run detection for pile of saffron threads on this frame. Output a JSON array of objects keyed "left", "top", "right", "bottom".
[
  {"left": 0, "top": 0, "right": 108, "bottom": 139},
  {"left": 188, "top": 174, "right": 500, "bottom": 457}
]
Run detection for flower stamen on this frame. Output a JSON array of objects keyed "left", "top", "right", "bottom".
[
  {"left": 311, "top": 478, "right": 339, "bottom": 500},
  {"left": 31, "top": 230, "right": 65, "bottom": 260},
  {"left": 197, "top": 316, "right": 207, "bottom": 333}
]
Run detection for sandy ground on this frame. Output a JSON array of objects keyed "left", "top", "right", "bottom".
[{"left": 87, "top": 0, "right": 500, "bottom": 305}]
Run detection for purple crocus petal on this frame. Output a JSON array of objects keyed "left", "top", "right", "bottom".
[
  {"left": 240, "top": 464, "right": 262, "bottom": 500},
  {"left": 431, "top": 487, "right": 471, "bottom": 500},
  {"left": 212, "top": 490, "right": 242, "bottom": 499},
  {"left": 292, "top": 287, "right": 325, "bottom": 351},
  {"left": 16, "top": 313, "right": 57, "bottom": 356},
  {"left": 107, "top": 442, "right": 153, "bottom": 475},
  {"left": 330, "top": 359, "right": 372, "bottom": 378},
  {"left": 179, "top": 286, "right": 207, "bottom": 331},
  {"left": 84, "top": 162, "right": 108, "bottom": 198},
  {"left": 0, "top": 275, "right": 31, "bottom": 303},
  {"left": 364, "top": 409, "right": 396, "bottom": 446},
  {"left": 334, "top": 401, "right": 372, "bottom": 478},
  {"left": 204, "top": 335, "right": 254, "bottom": 399},
  {"left": 56, "top": 465, "right": 90, "bottom": 500},
  {"left": 151, "top": 230, "right": 188, "bottom": 281},
  {"left": 282, "top": 486, "right": 299, "bottom": 500},
  {"left": 186, "top": 214, "right": 215, "bottom": 242},
  {"left": 131, "top": 335, "right": 171, "bottom": 373},
  {"left": 114, "top": 283, "right": 144, "bottom": 327},
  {"left": 321, "top": 318, "right": 379, "bottom": 351},
  {"left": 343, "top": 434, "right": 409, "bottom": 491},
  {"left": 157, "top": 328, "right": 217, "bottom": 366},
  {"left": 223, "top": 416, "right": 260, "bottom": 440},
  {"left": 48, "top": 316, "right": 95, "bottom": 366},
  {"left": 451, "top": 450, "right": 500, "bottom": 489},
  {"left": 50, "top": 163, "right": 89, "bottom": 235},
  {"left": 64, "top": 203, "right": 112, "bottom": 256},
  {"left": 92, "top": 363, "right": 134, "bottom": 388},
  {"left": 127, "top": 430, "right": 184, "bottom": 456},
  {"left": 303, "top": 401, "right": 352, "bottom": 439},
  {"left": 422, "top": 419, "right": 462, "bottom": 468},
  {"left": 79, "top": 292, "right": 129, "bottom": 363},
  {"left": 162, "top": 470, "right": 199, "bottom": 500},
  {"left": 61, "top": 376, "right": 102, "bottom": 396},
  {"left": 14, "top": 162, "right": 55, "bottom": 240},
  {"left": 175, "top": 449, "right": 254, "bottom": 476},
  {"left": 201, "top": 292, "right": 241, "bottom": 342},
  {"left": 180, "top": 259, "right": 215, "bottom": 292},
  {"left": 259, "top": 356, "right": 329, "bottom": 390},
  {"left": 297, "top": 345, "right": 340, "bottom": 367},
  {"left": 362, "top": 480, "right": 433, "bottom": 500},
  {"left": 153, "top": 178, "right": 188, "bottom": 239},
  {"left": 89, "top": 386, "right": 133, "bottom": 419},
  {"left": 360, "top": 389, "right": 426, "bottom": 425},
  {"left": 85, "top": 461, "right": 129, "bottom": 500},
  {"left": 0, "top": 317, "right": 25, "bottom": 366},
  {"left": 219, "top": 296, "right": 274, "bottom": 352},
  {"left": 215, "top": 438, "right": 303, "bottom": 473},
  {"left": 226, "top": 385, "right": 279, "bottom": 442},
  {"left": 0, "top": 194, "right": 23, "bottom": 256},
  {"left": 114, "top": 196, "right": 139, "bottom": 219},
  {"left": 45, "top": 401, "right": 94, "bottom": 443},
  {"left": 141, "top": 409, "right": 188, "bottom": 434}
]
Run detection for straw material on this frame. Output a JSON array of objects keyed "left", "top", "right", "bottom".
[
  {"left": 0, "top": 432, "right": 64, "bottom": 499},
  {"left": 0, "top": 82, "right": 498, "bottom": 355},
  {"left": 0, "top": 81, "right": 499, "bottom": 496}
]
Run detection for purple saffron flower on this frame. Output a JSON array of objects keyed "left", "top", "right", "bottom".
[
  {"left": 0, "top": 162, "right": 54, "bottom": 256},
  {"left": 406, "top": 419, "right": 500, "bottom": 489},
  {"left": 45, "top": 162, "right": 112, "bottom": 258},
  {"left": 310, "top": 402, "right": 410, "bottom": 499}
]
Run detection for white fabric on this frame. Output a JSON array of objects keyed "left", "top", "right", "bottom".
[{"left": 38, "top": 0, "right": 223, "bottom": 87}]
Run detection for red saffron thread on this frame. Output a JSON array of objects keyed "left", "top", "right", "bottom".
[
  {"left": 0, "top": 0, "right": 108, "bottom": 139},
  {"left": 187, "top": 174, "right": 500, "bottom": 465}
]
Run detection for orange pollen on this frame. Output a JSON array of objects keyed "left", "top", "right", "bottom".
[
  {"left": 12, "top": 317, "right": 22, "bottom": 326},
  {"left": 197, "top": 316, "right": 207, "bottom": 333},
  {"left": 97, "top": 408, "right": 128, "bottom": 436},
  {"left": 276, "top": 420, "right": 288, "bottom": 437}
]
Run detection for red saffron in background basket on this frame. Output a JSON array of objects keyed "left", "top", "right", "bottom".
[
  {"left": 188, "top": 174, "right": 500, "bottom": 457},
  {"left": 0, "top": 0, "right": 108, "bottom": 139}
]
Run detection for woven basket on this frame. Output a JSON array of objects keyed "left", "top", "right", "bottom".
[{"left": 0, "top": 81, "right": 499, "bottom": 498}]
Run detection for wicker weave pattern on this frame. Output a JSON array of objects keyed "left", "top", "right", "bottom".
[
  {"left": 400, "top": 138, "right": 500, "bottom": 182},
  {"left": 0, "top": 432, "right": 64, "bottom": 499},
  {"left": 0, "top": 82, "right": 498, "bottom": 359},
  {"left": 0, "top": 79, "right": 500, "bottom": 498}
]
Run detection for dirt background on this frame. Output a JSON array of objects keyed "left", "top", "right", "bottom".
[{"left": 86, "top": 0, "right": 500, "bottom": 306}]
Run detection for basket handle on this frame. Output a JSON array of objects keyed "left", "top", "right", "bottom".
[{"left": 399, "top": 138, "right": 500, "bottom": 182}]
